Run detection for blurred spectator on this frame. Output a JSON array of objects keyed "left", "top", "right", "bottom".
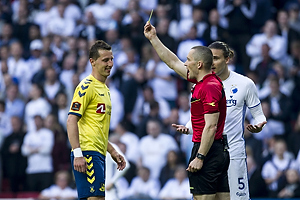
[
  {"left": 156, "top": 18, "right": 177, "bottom": 53},
  {"left": 132, "top": 86, "right": 171, "bottom": 127},
  {"left": 145, "top": 48, "right": 178, "bottom": 107},
  {"left": 51, "top": 0, "right": 81, "bottom": 24},
  {"left": 0, "top": 100, "right": 12, "bottom": 139},
  {"left": 202, "top": 9, "right": 228, "bottom": 46},
  {"left": 277, "top": 9, "right": 300, "bottom": 55},
  {"left": 159, "top": 150, "right": 181, "bottom": 188},
  {"left": 107, "top": 78, "right": 124, "bottom": 131},
  {"left": 170, "top": 7, "right": 207, "bottom": 40},
  {"left": 158, "top": 165, "right": 192, "bottom": 199},
  {"left": 261, "top": 138, "right": 298, "bottom": 197},
  {"left": 12, "top": 3, "right": 35, "bottom": 54},
  {"left": 84, "top": 0, "right": 116, "bottom": 31},
  {"left": 135, "top": 100, "right": 163, "bottom": 138},
  {"left": 126, "top": 166, "right": 160, "bottom": 199},
  {"left": 261, "top": 76, "right": 292, "bottom": 135},
  {"left": 247, "top": 150, "right": 268, "bottom": 198},
  {"left": 121, "top": 11, "right": 145, "bottom": 53},
  {"left": 32, "top": 55, "right": 53, "bottom": 85},
  {"left": 177, "top": 91, "right": 190, "bottom": 125},
  {"left": 1, "top": 116, "right": 27, "bottom": 192},
  {"left": 120, "top": 65, "right": 146, "bottom": 123},
  {"left": 253, "top": 43, "right": 275, "bottom": 87},
  {"left": 287, "top": 112, "right": 300, "bottom": 158},
  {"left": 220, "top": 0, "right": 257, "bottom": 68},
  {"left": 0, "top": 45, "right": 10, "bottom": 61},
  {"left": 44, "top": 114, "right": 70, "bottom": 174},
  {"left": 138, "top": 119, "right": 178, "bottom": 179},
  {"left": 21, "top": 115, "right": 54, "bottom": 192},
  {"left": 250, "top": 0, "right": 273, "bottom": 34},
  {"left": 77, "top": 55, "right": 91, "bottom": 81},
  {"left": 51, "top": 92, "right": 69, "bottom": 131},
  {"left": 7, "top": 41, "right": 31, "bottom": 98},
  {"left": 59, "top": 53, "right": 76, "bottom": 92},
  {"left": 38, "top": 170, "right": 77, "bottom": 200},
  {"left": 50, "top": 35, "right": 65, "bottom": 64},
  {"left": 24, "top": 83, "right": 52, "bottom": 132},
  {"left": 277, "top": 168, "right": 300, "bottom": 198},
  {"left": 27, "top": 39, "right": 44, "bottom": 81},
  {"left": 5, "top": 83, "right": 25, "bottom": 119},
  {"left": 43, "top": 67, "right": 65, "bottom": 104},
  {"left": 0, "top": 23, "right": 17, "bottom": 47},
  {"left": 246, "top": 20, "right": 287, "bottom": 71},
  {"left": 288, "top": 4, "right": 300, "bottom": 33},
  {"left": 114, "top": 120, "right": 140, "bottom": 165},
  {"left": 33, "top": 0, "right": 56, "bottom": 37},
  {"left": 46, "top": 2, "right": 75, "bottom": 38},
  {"left": 176, "top": 25, "right": 204, "bottom": 61},
  {"left": 76, "top": 11, "right": 104, "bottom": 43}
]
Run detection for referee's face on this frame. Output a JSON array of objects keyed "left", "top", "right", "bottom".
[{"left": 211, "top": 48, "right": 229, "bottom": 76}]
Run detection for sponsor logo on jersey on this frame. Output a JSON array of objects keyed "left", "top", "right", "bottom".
[
  {"left": 207, "top": 102, "right": 215, "bottom": 106},
  {"left": 96, "top": 103, "right": 106, "bottom": 114},
  {"left": 227, "top": 96, "right": 237, "bottom": 107},
  {"left": 71, "top": 102, "right": 81, "bottom": 111},
  {"left": 236, "top": 192, "right": 246, "bottom": 197},
  {"left": 230, "top": 85, "right": 238, "bottom": 94}
]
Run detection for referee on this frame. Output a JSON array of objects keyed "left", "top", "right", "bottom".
[{"left": 144, "top": 21, "right": 230, "bottom": 200}]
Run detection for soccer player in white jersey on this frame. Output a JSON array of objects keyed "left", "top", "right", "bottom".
[
  {"left": 143, "top": 20, "right": 267, "bottom": 199},
  {"left": 177, "top": 41, "right": 268, "bottom": 200}
]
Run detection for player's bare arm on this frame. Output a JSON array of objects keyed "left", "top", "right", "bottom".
[
  {"left": 144, "top": 21, "right": 187, "bottom": 79},
  {"left": 187, "top": 113, "right": 219, "bottom": 173},
  {"left": 107, "top": 142, "right": 126, "bottom": 171},
  {"left": 67, "top": 114, "right": 87, "bottom": 173}
]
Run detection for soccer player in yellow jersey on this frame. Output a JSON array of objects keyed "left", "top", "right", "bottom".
[{"left": 67, "top": 40, "right": 126, "bottom": 200}]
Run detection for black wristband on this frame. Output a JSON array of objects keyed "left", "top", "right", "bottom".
[{"left": 196, "top": 153, "right": 206, "bottom": 160}]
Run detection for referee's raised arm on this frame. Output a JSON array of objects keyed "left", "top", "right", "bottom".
[{"left": 144, "top": 21, "right": 187, "bottom": 80}]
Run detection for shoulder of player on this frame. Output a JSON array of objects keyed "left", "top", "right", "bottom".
[{"left": 231, "top": 71, "right": 254, "bottom": 86}]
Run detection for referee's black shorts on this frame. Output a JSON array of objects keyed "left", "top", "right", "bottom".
[{"left": 188, "top": 140, "right": 230, "bottom": 195}]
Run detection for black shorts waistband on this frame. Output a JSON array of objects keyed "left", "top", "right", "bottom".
[{"left": 193, "top": 139, "right": 223, "bottom": 144}]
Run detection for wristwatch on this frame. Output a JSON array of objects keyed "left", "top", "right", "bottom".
[{"left": 196, "top": 153, "right": 206, "bottom": 160}]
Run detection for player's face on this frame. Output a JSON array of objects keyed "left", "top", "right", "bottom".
[
  {"left": 211, "top": 48, "right": 229, "bottom": 76},
  {"left": 93, "top": 49, "right": 114, "bottom": 78},
  {"left": 184, "top": 49, "right": 198, "bottom": 79}
]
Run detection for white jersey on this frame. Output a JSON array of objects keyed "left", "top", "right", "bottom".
[{"left": 223, "top": 71, "right": 261, "bottom": 159}]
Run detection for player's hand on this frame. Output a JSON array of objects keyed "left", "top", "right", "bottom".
[
  {"left": 186, "top": 158, "right": 203, "bottom": 173},
  {"left": 106, "top": 183, "right": 114, "bottom": 191},
  {"left": 111, "top": 152, "right": 126, "bottom": 171},
  {"left": 172, "top": 124, "right": 190, "bottom": 134},
  {"left": 144, "top": 21, "right": 157, "bottom": 40},
  {"left": 246, "top": 121, "right": 267, "bottom": 133},
  {"left": 74, "top": 157, "right": 87, "bottom": 173}
]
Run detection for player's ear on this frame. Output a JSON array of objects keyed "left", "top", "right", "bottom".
[
  {"left": 89, "top": 58, "right": 95, "bottom": 67},
  {"left": 197, "top": 61, "right": 203, "bottom": 69}
]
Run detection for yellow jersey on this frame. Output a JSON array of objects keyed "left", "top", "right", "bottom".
[{"left": 68, "top": 75, "right": 111, "bottom": 156}]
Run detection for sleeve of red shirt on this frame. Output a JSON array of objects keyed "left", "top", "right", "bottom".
[{"left": 201, "top": 82, "right": 222, "bottom": 114}]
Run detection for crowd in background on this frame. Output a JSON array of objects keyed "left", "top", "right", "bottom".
[{"left": 0, "top": 0, "right": 300, "bottom": 199}]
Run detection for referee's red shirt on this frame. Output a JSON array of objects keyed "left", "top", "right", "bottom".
[{"left": 188, "top": 72, "right": 226, "bottom": 143}]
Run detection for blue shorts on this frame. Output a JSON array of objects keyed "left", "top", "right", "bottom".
[{"left": 71, "top": 151, "right": 106, "bottom": 199}]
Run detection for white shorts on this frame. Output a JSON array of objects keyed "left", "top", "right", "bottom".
[{"left": 228, "top": 158, "right": 250, "bottom": 200}]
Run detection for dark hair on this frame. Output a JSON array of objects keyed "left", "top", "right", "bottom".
[
  {"left": 191, "top": 46, "right": 213, "bottom": 71},
  {"left": 88, "top": 40, "right": 112, "bottom": 61},
  {"left": 208, "top": 41, "right": 234, "bottom": 59}
]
